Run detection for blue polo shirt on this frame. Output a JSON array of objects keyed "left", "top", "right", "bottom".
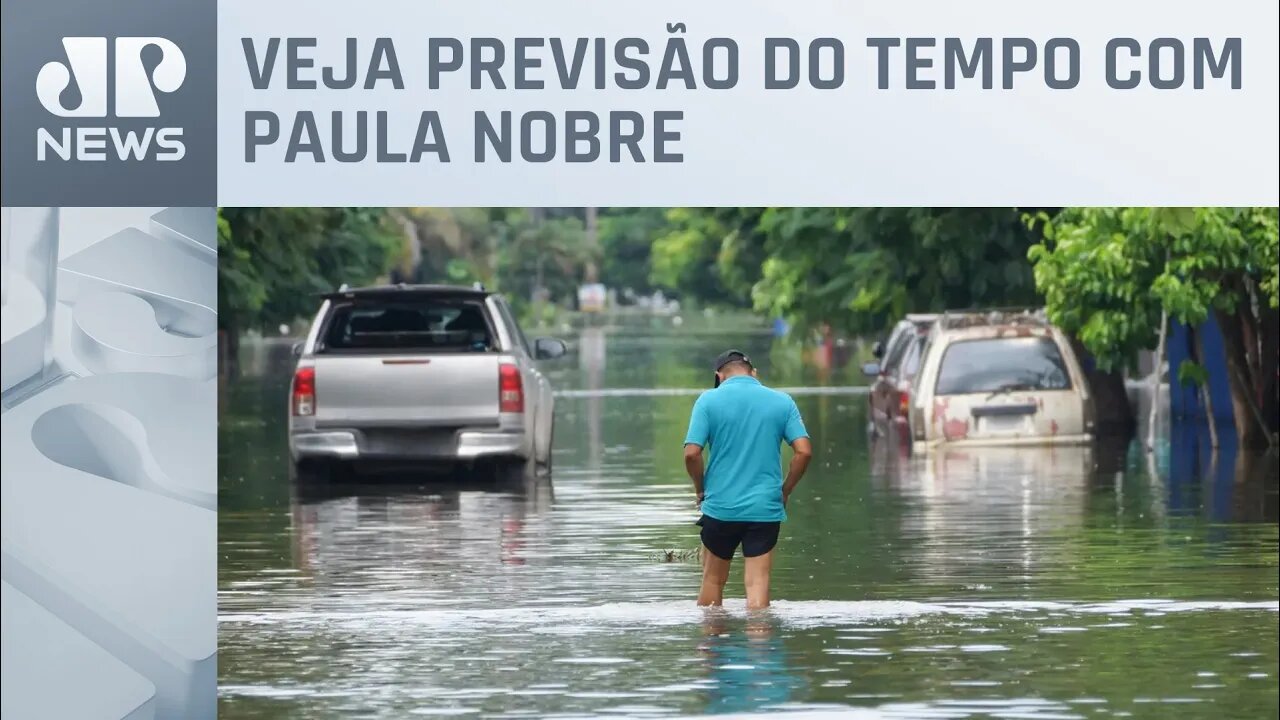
[{"left": 683, "top": 375, "right": 809, "bottom": 522}]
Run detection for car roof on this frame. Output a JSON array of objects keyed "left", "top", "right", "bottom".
[
  {"left": 922, "top": 308, "right": 1055, "bottom": 338},
  {"left": 320, "top": 283, "right": 491, "bottom": 301}
]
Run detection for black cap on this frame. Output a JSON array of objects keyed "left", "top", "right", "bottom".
[{"left": 712, "top": 349, "right": 752, "bottom": 387}]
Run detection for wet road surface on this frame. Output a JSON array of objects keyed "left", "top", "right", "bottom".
[{"left": 219, "top": 328, "right": 1279, "bottom": 719}]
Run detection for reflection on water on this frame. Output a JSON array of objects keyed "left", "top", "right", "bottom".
[
  {"left": 219, "top": 328, "right": 1278, "bottom": 719},
  {"left": 698, "top": 612, "right": 803, "bottom": 715}
]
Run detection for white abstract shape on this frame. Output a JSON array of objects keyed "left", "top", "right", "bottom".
[
  {"left": 113, "top": 38, "right": 186, "bottom": 118},
  {"left": 35, "top": 37, "right": 108, "bottom": 117},
  {"left": 1, "top": 372, "right": 215, "bottom": 719},
  {"left": 58, "top": 228, "right": 215, "bottom": 338},
  {"left": 150, "top": 208, "right": 216, "bottom": 255},
  {"left": 1, "top": 207, "right": 60, "bottom": 396},
  {"left": 1, "top": 581, "right": 156, "bottom": 720},
  {"left": 33, "top": 402, "right": 215, "bottom": 511},
  {"left": 72, "top": 291, "right": 216, "bottom": 380},
  {"left": 0, "top": 277, "right": 47, "bottom": 393}
]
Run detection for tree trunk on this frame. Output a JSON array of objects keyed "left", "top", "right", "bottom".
[
  {"left": 1259, "top": 305, "right": 1279, "bottom": 434},
  {"left": 534, "top": 253, "right": 546, "bottom": 326},
  {"left": 1215, "top": 308, "right": 1273, "bottom": 448},
  {"left": 1069, "top": 336, "right": 1135, "bottom": 436},
  {"left": 219, "top": 328, "right": 241, "bottom": 380},
  {"left": 1190, "top": 326, "right": 1219, "bottom": 449},
  {"left": 583, "top": 207, "right": 599, "bottom": 284},
  {"left": 1147, "top": 308, "right": 1167, "bottom": 451}
]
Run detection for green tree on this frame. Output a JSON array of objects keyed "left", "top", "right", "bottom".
[
  {"left": 1030, "top": 207, "right": 1279, "bottom": 447},
  {"left": 753, "top": 208, "right": 1042, "bottom": 333},
  {"left": 597, "top": 207, "right": 668, "bottom": 295},
  {"left": 647, "top": 207, "right": 738, "bottom": 305},
  {"left": 393, "top": 207, "right": 498, "bottom": 284},
  {"left": 491, "top": 210, "right": 592, "bottom": 323},
  {"left": 645, "top": 208, "right": 1040, "bottom": 331},
  {"left": 217, "top": 207, "right": 402, "bottom": 373}
]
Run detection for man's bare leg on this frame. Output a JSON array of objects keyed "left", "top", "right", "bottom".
[
  {"left": 743, "top": 550, "right": 774, "bottom": 610},
  {"left": 697, "top": 546, "right": 731, "bottom": 606}
]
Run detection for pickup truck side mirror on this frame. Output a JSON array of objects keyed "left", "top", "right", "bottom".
[
  {"left": 861, "top": 362, "right": 881, "bottom": 377},
  {"left": 534, "top": 337, "right": 567, "bottom": 360},
  {"left": 291, "top": 342, "right": 304, "bottom": 358},
  {"left": 871, "top": 341, "right": 885, "bottom": 359}
]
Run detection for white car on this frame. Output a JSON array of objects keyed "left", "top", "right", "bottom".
[{"left": 907, "top": 310, "right": 1094, "bottom": 447}]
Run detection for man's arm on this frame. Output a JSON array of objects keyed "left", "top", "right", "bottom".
[
  {"left": 684, "top": 444, "right": 705, "bottom": 502},
  {"left": 683, "top": 395, "right": 711, "bottom": 504},
  {"left": 781, "top": 437, "right": 813, "bottom": 504},
  {"left": 781, "top": 399, "right": 812, "bottom": 505}
]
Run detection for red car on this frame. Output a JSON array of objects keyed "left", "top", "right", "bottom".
[{"left": 864, "top": 315, "right": 936, "bottom": 448}]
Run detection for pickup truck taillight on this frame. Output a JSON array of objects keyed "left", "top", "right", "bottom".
[
  {"left": 899, "top": 390, "right": 910, "bottom": 417},
  {"left": 499, "top": 363, "right": 524, "bottom": 414},
  {"left": 292, "top": 366, "right": 316, "bottom": 416}
]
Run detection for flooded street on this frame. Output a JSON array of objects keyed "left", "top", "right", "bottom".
[{"left": 218, "top": 327, "right": 1279, "bottom": 719}]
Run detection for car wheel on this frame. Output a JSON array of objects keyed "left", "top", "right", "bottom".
[
  {"left": 293, "top": 458, "right": 342, "bottom": 484},
  {"left": 537, "top": 421, "right": 554, "bottom": 477},
  {"left": 494, "top": 458, "right": 531, "bottom": 486}
]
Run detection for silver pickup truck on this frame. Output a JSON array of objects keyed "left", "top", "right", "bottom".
[{"left": 287, "top": 284, "right": 566, "bottom": 477}]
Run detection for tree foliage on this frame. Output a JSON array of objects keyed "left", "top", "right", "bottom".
[
  {"left": 491, "top": 210, "right": 592, "bottom": 315},
  {"left": 596, "top": 208, "right": 669, "bottom": 295},
  {"left": 1030, "top": 207, "right": 1278, "bottom": 370},
  {"left": 217, "top": 208, "right": 404, "bottom": 335},
  {"left": 647, "top": 208, "right": 741, "bottom": 305},
  {"left": 219, "top": 206, "right": 1051, "bottom": 337},
  {"left": 647, "top": 208, "right": 1040, "bottom": 332},
  {"left": 1031, "top": 207, "right": 1279, "bottom": 445}
]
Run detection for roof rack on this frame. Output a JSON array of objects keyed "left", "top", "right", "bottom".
[
  {"left": 319, "top": 283, "right": 491, "bottom": 300},
  {"left": 935, "top": 307, "right": 1047, "bottom": 331},
  {"left": 904, "top": 313, "right": 939, "bottom": 324}
]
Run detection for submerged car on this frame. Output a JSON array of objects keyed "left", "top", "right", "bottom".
[
  {"left": 864, "top": 314, "right": 937, "bottom": 443},
  {"left": 288, "top": 283, "right": 566, "bottom": 477},
  {"left": 907, "top": 310, "right": 1094, "bottom": 447}
]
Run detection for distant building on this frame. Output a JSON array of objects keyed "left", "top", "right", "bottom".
[{"left": 578, "top": 283, "right": 606, "bottom": 313}]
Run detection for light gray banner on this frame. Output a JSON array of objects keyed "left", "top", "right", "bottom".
[{"left": 217, "top": 0, "right": 1279, "bottom": 206}]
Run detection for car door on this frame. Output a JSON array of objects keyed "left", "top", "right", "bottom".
[
  {"left": 872, "top": 327, "right": 909, "bottom": 427},
  {"left": 492, "top": 298, "right": 553, "bottom": 455}
]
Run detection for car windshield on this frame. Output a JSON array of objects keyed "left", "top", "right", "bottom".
[
  {"left": 320, "top": 300, "right": 494, "bottom": 352},
  {"left": 935, "top": 336, "right": 1072, "bottom": 395}
]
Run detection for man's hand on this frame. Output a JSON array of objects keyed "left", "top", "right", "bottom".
[{"left": 781, "top": 437, "right": 813, "bottom": 505}]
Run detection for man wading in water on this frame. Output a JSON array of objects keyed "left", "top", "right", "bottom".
[{"left": 683, "top": 350, "right": 813, "bottom": 609}]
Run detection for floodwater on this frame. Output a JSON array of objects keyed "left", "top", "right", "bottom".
[{"left": 218, "top": 326, "right": 1279, "bottom": 719}]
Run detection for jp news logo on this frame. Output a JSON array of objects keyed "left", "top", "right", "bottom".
[{"left": 36, "top": 37, "right": 186, "bottom": 161}]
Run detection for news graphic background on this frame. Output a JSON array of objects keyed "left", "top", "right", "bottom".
[
  {"left": 0, "top": 1, "right": 1278, "bottom": 719},
  {"left": 0, "top": 207, "right": 216, "bottom": 720},
  {"left": 217, "top": 0, "right": 1280, "bottom": 206}
]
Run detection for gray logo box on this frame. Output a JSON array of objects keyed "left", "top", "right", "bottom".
[{"left": 1, "top": 0, "right": 215, "bottom": 206}]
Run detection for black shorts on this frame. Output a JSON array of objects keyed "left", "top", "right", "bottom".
[{"left": 697, "top": 514, "right": 780, "bottom": 560}]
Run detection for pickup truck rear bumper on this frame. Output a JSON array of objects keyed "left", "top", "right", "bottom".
[{"left": 290, "top": 427, "right": 526, "bottom": 461}]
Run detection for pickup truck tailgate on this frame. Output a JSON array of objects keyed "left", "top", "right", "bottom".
[{"left": 313, "top": 354, "right": 500, "bottom": 427}]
